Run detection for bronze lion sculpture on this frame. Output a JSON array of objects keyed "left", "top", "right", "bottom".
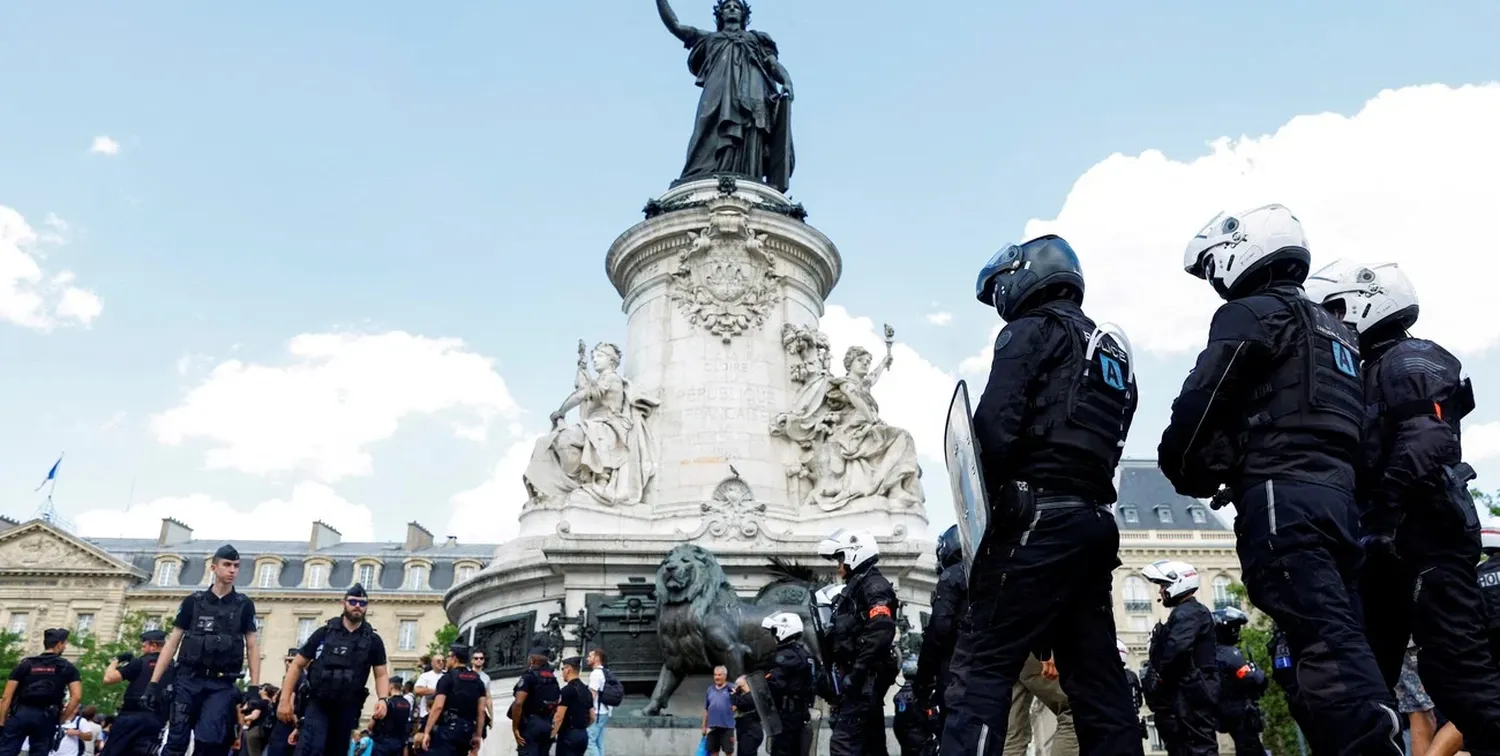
[{"left": 639, "top": 543, "right": 821, "bottom": 715}]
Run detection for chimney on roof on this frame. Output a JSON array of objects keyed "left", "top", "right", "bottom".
[
  {"left": 158, "top": 518, "right": 193, "bottom": 547},
  {"left": 445, "top": 536, "right": 457, "bottom": 547},
  {"left": 405, "top": 522, "right": 433, "bottom": 551},
  {"left": 311, "top": 520, "right": 342, "bottom": 551}
]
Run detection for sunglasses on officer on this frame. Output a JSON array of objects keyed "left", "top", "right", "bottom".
[{"left": 346, "top": 597, "right": 368, "bottom": 608}]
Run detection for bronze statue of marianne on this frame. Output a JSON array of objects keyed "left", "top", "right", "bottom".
[{"left": 655, "top": 0, "right": 796, "bottom": 192}]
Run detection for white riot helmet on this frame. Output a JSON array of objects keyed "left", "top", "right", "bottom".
[
  {"left": 1116, "top": 638, "right": 1129, "bottom": 666},
  {"left": 1305, "top": 259, "right": 1420, "bottom": 336},
  {"left": 1141, "top": 559, "right": 1200, "bottom": 606},
  {"left": 818, "top": 528, "right": 879, "bottom": 571},
  {"left": 1483, "top": 527, "right": 1500, "bottom": 553},
  {"left": 1184, "top": 204, "right": 1310, "bottom": 300},
  {"left": 762, "top": 612, "right": 804, "bottom": 643}
]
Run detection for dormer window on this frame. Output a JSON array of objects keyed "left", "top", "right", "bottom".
[
  {"left": 154, "top": 558, "right": 181, "bottom": 587},
  {"left": 307, "top": 563, "right": 329, "bottom": 589},
  {"left": 257, "top": 562, "right": 280, "bottom": 588},
  {"left": 406, "top": 564, "right": 428, "bottom": 590},
  {"left": 357, "top": 562, "right": 378, "bottom": 588},
  {"left": 1156, "top": 505, "right": 1174, "bottom": 525},
  {"left": 1190, "top": 506, "right": 1207, "bottom": 525},
  {"left": 1122, "top": 506, "right": 1139, "bottom": 524}
]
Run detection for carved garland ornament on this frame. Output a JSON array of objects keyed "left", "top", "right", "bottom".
[
  {"left": 669, "top": 206, "right": 785, "bottom": 344},
  {"left": 699, "top": 476, "right": 766, "bottom": 540}
]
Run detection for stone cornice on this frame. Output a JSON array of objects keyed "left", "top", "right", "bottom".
[{"left": 124, "top": 588, "right": 445, "bottom": 604}]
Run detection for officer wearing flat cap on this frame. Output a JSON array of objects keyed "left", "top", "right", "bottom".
[
  {"left": 419, "top": 644, "right": 489, "bottom": 756},
  {"left": 102, "top": 629, "right": 174, "bottom": 756},
  {"left": 147, "top": 544, "right": 260, "bottom": 756},
  {"left": 508, "top": 648, "right": 560, "bottom": 756},
  {"left": 0, "top": 628, "right": 83, "bottom": 756},
  {"left": 369, "top": 675, "right": 411, "bottom": 756},
  {"left": 280, "top": 583, "right": 391, "bottom": 756}
]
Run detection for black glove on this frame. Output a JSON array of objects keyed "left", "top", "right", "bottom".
[
  {"left": 115, "top": 652, "right": 135, "bottom": 665},
  {"left": 842, "top": 669, "right": 868, "bottom": 697},
  {"left": 1361, "top": 533, "right": 1400, "bottom": 564},
  {"left": 142, "top": 682, "right": 161, "bottom": 713}
]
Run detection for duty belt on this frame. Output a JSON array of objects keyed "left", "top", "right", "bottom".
[
  {"left": 1034, "top": 495, "right": 1100, "bottom": 511},
  {"left": 190, "top": 667, "right": 237, "bottom": 680}
]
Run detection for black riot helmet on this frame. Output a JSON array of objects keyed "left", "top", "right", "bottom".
[
  {"left": 1213, "top": 606, "right": 1250, "bottom": 645},
  {"left": 975, "top": 234, "right": 1085, "bottom": 321},
  {"left": 936, "top": 525, "right": 962, "bottom": 568}
]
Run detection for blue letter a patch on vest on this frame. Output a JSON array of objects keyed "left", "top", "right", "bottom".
[
  {"left": 1099, "top": 353, "right": 1126, "bottom": 391},
  {"left": 1331, "top": 341, "right": 1358, "bottom": 377}
]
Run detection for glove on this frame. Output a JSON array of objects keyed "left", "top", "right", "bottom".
[
  {"left": 142, "top": 682, "right": 161, "bottom": 713},
  {"left": 841, "top": 669, "right": 867, "bottom": 696},
  {"left": 1361, "top": 533, "right": 1400, "bottom": 564},
  {"left": 116, "top": 652, "right": 135, "bottom": 665}
]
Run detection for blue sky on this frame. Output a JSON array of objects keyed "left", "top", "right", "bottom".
[{"left": 4, "top": 1, "right": 1500, "bottom": 543}]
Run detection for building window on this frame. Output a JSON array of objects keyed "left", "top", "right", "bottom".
[
  {"left": 406, "top": 565, "right": 428, "bottom": 591},
  {"left": 398, "top": 620, "right": 419, "bottom": 651},
  {"left": 1122, "top": 506, "right": 1139, "bottom": 524},
  {"left": 297, "top": 618, "right": 317, "bottom": 644},
  {"left": 1123, "top": 576, "right": 1152, "bottom": 613},
  {"left": 143, "top": 616, "right": 162, "bottom": 632},
  {"left": 7, "top": 612, "right": 29, "bottom": 636},
  {"left": 257, "top": 563, "right": 279, "bottom": 588},
  {"left": 1156, "top": 505, "right": 1174, "bottom": 525},
  {"left": 254, "top": 616, "right": 265, "bottom": 632},
  {"left": 1190, "top": 506, "right": 1207, "bottom": 524},
  {"left": 1129, "top": 615, "right": 1149, "bottom": 632},
  {"left": 357, "top": 563, "right": 377, "bottom": 588},
  {"left": 1213, "top": 575, "right": 1238, "bottom": 609},
  {"left": 155, "top": 560, "right": 179, "bottom": 587},
  {"left": 307, "top": 563, "right": 329, "bottom": 590},
  {"left": 457, "top": 565, "right": 476, "bottom": 583},
  {"left": 75, "top": 613, "right": 95, "bottom": 636}
]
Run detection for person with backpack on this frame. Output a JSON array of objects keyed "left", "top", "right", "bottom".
[{"left": 585, "top": 649, "right": 622, "bottom": 755}]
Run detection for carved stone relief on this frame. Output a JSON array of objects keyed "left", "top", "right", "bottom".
[
  {"left": 699, "top": 474, "right": 766, "bottom": 539},
  {"left": 669, "top": 204, "right": 785, "bottom": 344}
]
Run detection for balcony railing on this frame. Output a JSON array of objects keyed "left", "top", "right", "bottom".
[
  {"left": 1213, "top": 598, "right": 1241, "bottom": 610},
  {"left": 1123, "top": 600, "right": 1153, "bottom": 613}
]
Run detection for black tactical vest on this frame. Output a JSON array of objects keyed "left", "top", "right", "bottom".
[
  {"left": 1244, "top": 290, "right": 1363, "bottom": 444},
  {"left": 1479, "top": 558, "right": 1500, "bottom": 632},
  {"left": 18, "top": 653, "right": 67, "bottom": 706},
  {"left": 374, "top": 695, "right": 411, "bottom": 739},
  {"left": 121, "top": 653, "right": 163, "bottom": 712},
  {"left": 517, "top": 666, "right": 559, "bottom": 718},
  {"left": 306, "top": 618, "right": 376, "bottom": 701},
  {"left": 770, "top": 642, "right": 814, "bottom": 706},
  {"left": 1024, "top": 308, "right": 1137, "bottom": 470},
  {"left": 1364, "top": 338, "right": 1474, "bottom": 457},
  {"left": 564, "top": 680, "right": 593, "bottom": 730},
  {"left": 446, "top": 668, "right": 489, "bottom": 722},
  {"left": 176, "top": 591, "right": 248, "bottom": 675}
]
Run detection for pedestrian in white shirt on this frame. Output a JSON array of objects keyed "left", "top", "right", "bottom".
[{"left": 586, "top": 650, "right": 613, "bottom": 756}]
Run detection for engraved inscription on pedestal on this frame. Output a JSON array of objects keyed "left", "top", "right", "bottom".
[{"left": 668, "top": 203, "right": 785, "bottom": 344}]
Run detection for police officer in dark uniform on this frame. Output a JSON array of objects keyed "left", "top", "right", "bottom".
[
  {"left": 1305, "top": 259, "right": 1500, "bottom": 753},
  {"left": 942, "top": 234, "right": 1142, "bottom": 756},
  {"left": 508, "top": 650, "right": 559, "bottom": 756},
  {"left": 730, "top": 676, "right": 762, "bottom": 756},
  {"left": 892, "top": 658, "right": 930, "bottom": 756},
  {"left": 817, "top": 528, "right": 898, "bottom": 756},
  {"left": 914, "top": 525, "right": 965, "bottom": 735},
  {"left": 101, "top": 629, "right": 173, "bottom": 756},
  {"left": 0, "top": 628, "right": 82, "bottom": 756},
  {"left": 761, "top": 612, "right": 814, "bottom": 756},
  {"left": 421, "top": 644, "right": 488, "bottom": 756},
  {"left": 146, "top": 544, "right": 260, "bottom": 756},
  {"left": 264, "top": 649, "right": 300, "bottom": 756},
  {"left": 279, "top": 584, "right": 392, "bottom": 756},
  {"left": 1159, "top": 205, "right": 1402, "bottom": 754},
  {"left": 1209, "top": 608, "right": 1266, "bottom": 756},
  {"left": 1140, "top": 560, "right": 1219, "bottom": 756},
  {"left": 1481, "top": 528, "right": 1500, "bottom": 662},
  {"left": 1117, "top": 639, "right": 1147, "bottom": 743},
  {"left": 369, "top": 676, "right": 409, "bottom": 756},
  {"left": 551, "top": 657, "right": 593, "bottom": 756}
]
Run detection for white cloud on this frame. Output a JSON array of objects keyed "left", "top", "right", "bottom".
[
  {"left": 1465, "top": 422, "right": 1500, "bottom": 466},
  {"left": 819, "top": 305, "right": 957, "bottom": 531},
  {"left": 447, "top": 436, "right": 543, "bottom": 543},
  {"left": 76, "top": 482, "right": 376, "bottom": 542},
  {"left": 1019, "top": 82, "right": 1500, "bottom": 356},
  {"left": 924, "top": 311, "right": 953, "bottom": 326},
  {"left": 89, "top": 136, "right": 121, "bottom": 156},
  {"left": 152, "top": 331, "right": 520, "bottom": 482},
  {"left": 0, "top": 205, "right": 103, "bottom": 330}
]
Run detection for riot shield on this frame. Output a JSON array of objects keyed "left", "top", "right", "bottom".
[
  {"left": 944, "top": 380, "right": 990, "bottom": 573},
  {"left": 747, "top": 671, "right": 784, "bottom": 739}
]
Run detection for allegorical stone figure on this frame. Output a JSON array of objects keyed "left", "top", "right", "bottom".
[
  {"left": 655, "top": 0, "right": 796, "bottom": 191},
  {"left": 523, "top": 341, "right": 659, "bottom": 507}
]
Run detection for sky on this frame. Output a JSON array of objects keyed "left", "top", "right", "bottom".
[{"left": 4, "top": 1, "right": 1500, "bottom": 545}]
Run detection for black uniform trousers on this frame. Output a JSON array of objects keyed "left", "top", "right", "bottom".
[
  {"left": 768, "top": 713, "right": 808, "bottom": 756},
  {"left": 425, "top": 717, "right": 475, "bottom": 756},
  {"left": 940, "top": 503, "right": 1142, "bottom": 756},
  {"left": 107, "top": 710, "right": 165, "bottom": 756},
  {"left": 292, "top": 698, "right": 362, "bottom": 756},
  {"left": 1233, "top": 479, "right": 1401, "bottom": 755},
  {"left": 0, "top": 706, "right": 60, "bottom": 756},
  {"left": 1219, "top": 707, "right": 1265, "bottom": 756},
  {"left": 164, "top": 671, "right": 240, "bottom": 756},
  {"left": 263, "top": 718, "right": 295, "bottom": 756},
  {"left": 1153, "top": 676, "right": 1218, "bottom": 756},
  {"left": 735, "top": 715, "right": 763, "bottom": 756},
  {"left": 516, "top": 714, "right": 552, "bottom": 756},
  {"left": 554, "top": 727, "right": 587, "bottom": 756},
  {"left": 370, "top": 735, "right": 405, "bottom": 756},
  {"left": 1362, "top": 517, "right": 1500, "bottom": 756},
  {"left": 831, "top": 677, "right": 892, "bottom": 756}
]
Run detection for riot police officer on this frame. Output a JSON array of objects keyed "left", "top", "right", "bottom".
[
  {"left": 817, "top": 529, "right": 898, "bottom": 756},
  {"left": 147, "top": 544, "right": 260, "bottom": 756},
  {"left": 1210, "top": 608, "right": 1266, "bottom": 756},
  {"left": 1481, "top": 528, "right": 1500, "bottom": 662},
  {"left": 101, "top": 629, "right": 173, "bottom": 756},
  {"left": 943, "top": 234, "right": 1142, "bottom": 756},
  {"left": 370, "top": 676, "right": 409, "bottom": 756},
  {"left": 1159, "top": 205, "right": 1401, "bottom": 753},
  {"left": 509, "top": 649, "right": 560, "bottom": 756},
  {"left": 1305, "top": 259, "right": 1500, "bottom": 752},
  {"left": 762, "top": 612, "right": 814, "bottom": 756},
  {"left": 419, "top": 644, "right": 489, "bottom": 756},
  {"left": 914, "top": 524, "right": 965, "bottom": 734},
  {"left": 1117, "top": 639, "right": 1147, "bottom": 743},
  {"left": 0, "top": 628, "right": 82, "bottom": 756},
  {"left": 892, "top": 657, "right": 930, "bottom": 756},
  {"left": 1140, "top": 560, "right": 1218, "bottom": 756},
  {"left": 280, "top": 584, "right": 392, "bottom": 756}
]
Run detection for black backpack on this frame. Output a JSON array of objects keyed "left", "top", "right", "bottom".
[{"left": 597, "top": 668, "right": 624, "bottom": 707}]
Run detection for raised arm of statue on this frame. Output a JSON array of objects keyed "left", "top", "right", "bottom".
[
  {"left": 865, "top": 354, "right": 892, "bottom": 388},
  {"left": 768, "top": 56, "right": 794, "bottom": 101},
  {"left": 656, "top": 0, "right": 697, "bottom": 44}
]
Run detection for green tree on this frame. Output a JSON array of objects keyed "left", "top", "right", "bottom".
[
  {"left": 426, "top": 623, "right": 460, "bottom": 659},
  {"left": 0, "top": 629, "right": 23, "bottom": 682},
  {"left": 75, "top": 612, "right": 149, "bottom": 715},
  {"left": 1470, "top": 488, "right": 1500, "bottom": 518},
  {"left": 1225, "top": 582, "right": 1305, "bottom": 756}
]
